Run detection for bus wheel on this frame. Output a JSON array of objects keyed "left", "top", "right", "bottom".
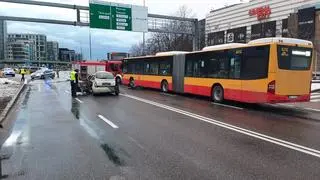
[
  {"left": 161, "top": 80, "right": 169, "bottom": 93},
  {"left": 212, "top": 85, "right": 224, "bottom": 103},
  {"left": 129, "top": 78, "right": 135, "bottom": 89},
  {"left": 116, "top": 77, "right": 122, "bottom": 85}
]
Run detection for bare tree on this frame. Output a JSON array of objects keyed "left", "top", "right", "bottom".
[{"left": 130, "top": 5, "right": 195, "bottom": 57}]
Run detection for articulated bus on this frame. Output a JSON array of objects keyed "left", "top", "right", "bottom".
[{"left": 122, "top": 38, "right": 314, "bottom": 103}]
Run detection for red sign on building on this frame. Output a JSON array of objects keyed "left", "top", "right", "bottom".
[{"left": 249, "top": 6, "right": 271, "bottom": 20}]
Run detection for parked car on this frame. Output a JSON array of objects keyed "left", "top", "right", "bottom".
[
  {"left": 3, "top": 68, "right": 15, "bottom": 77},
  {"left": 31, "top": 69, "right": 55, "bottom": 80},
  {"left": 89, "top": 71, "right": 119, "bottom": 95}
]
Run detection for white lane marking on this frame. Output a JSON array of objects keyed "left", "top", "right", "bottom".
[
  {"left": 75, "top": 98, "right": 83, "bottom": 103},
  {"left": 65, "top": 90, "right": 71, "bottom": 94},
  {"left": 98, "top": 115, "right": 119, "bottom": 129},
  {"left": 121, "top": 94, "right": 320, "bottom": 158},
  {"left": 303, "top": 107, "right": 320, "bottom": 112},
  {"left": 211, "top": 102, "right": 243, "bottom": 110},
  {"left": 310, "top": 99, "right": 320, "bottom": 102},
  {"left": 128, "top": 136, "right": 145, "bottom": 150}
]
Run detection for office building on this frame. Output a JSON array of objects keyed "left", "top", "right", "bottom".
[
  {"left": 0, "top": 20, "right": 7, "bottom": 60},
  {"left": 7, "top": 39, "right": 34, "bottom": 61},
  {"left": 205, "top": 0, "right": 320, "bottom": 70},
  {"left": 59, "top": 48, "right": 75, "bottom": 62},
  {"left": 8, "top": 34, "right": 47, "bottom": 61},
  {"left": 47, "top": 41, "right": 59, "bottom": 61}
]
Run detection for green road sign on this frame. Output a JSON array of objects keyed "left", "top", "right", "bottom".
[
  {"left": 90, "top": 1, "right": 134, "bottom": 31},
  {"left": 89, "top": 0, "right": 148, "bottom": 32}
]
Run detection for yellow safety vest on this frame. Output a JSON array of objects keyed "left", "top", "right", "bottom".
[
  {"left": 20, "top": 69, "right": 26, "bottom": 74},
  {"left": 70, "top": 70, "right": 76, "bottom": 81}
]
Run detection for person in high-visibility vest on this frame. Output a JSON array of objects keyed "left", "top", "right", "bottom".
[
  {"left": 70, "top": 69, "right": 78, "bottom": 97},
  {"left": 20, "top": 68, "right": 26, "bottom": 82}
]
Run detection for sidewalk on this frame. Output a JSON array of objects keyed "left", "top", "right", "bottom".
[{"left": 0, "top": 82, "right": 121, "bottom": 179}]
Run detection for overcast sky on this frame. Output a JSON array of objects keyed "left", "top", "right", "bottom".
[{"left": 0, "top": 0, "right": 243, "bottom": 60}]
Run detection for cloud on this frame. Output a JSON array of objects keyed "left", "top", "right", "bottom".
[{"left": 0, "top": 0, "right": 240, "bottom": 59}]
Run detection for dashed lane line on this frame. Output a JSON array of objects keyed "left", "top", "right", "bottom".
[
  {"left": 211, "top": 102, "right": 243, "bottom": 110},
  {"left": 98, "top": 115, "right": 119, "bottom": 129},
  {"left": 121, "top": 93, "right": 320, "bottom": 158},
  {"left": 75, "top": 98, "right": 83, "bottom": 103}
]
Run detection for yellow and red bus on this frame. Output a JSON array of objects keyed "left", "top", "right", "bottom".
[{"left": 123, "top": 38, "right": 314, "bottom": 103}]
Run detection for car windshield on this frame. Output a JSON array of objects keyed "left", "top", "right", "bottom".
[{"left": 95, "top": 72, "right": 114, "bottom": 79}]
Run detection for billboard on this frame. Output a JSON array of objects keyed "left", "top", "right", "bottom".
[
  {"left": 227, "top": 26, "right": 246, "bottom": 43},
  {"left": 298, "top": 7, "right": 315, "bottom": 41},
  {"left": 89, "top": 0, "right": 148, "bottom": 32},
  {"left": 207, "top": 31, "right": 225, "bottom": 46}
]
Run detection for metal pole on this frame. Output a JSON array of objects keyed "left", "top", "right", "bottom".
[
  {"left": 89, "top": 28, "right": 92, "bottom": 60},
  {"left": 142, "top": 0, "right": 146, "bottom": 55}
]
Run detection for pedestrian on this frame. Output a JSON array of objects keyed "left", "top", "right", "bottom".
[
  {"left": 56, "top": 68, "right": 60, "bottom": 79},
  {"left": 75, "top": 69, "right": 79, "bottom": 92},
  {"left": 70, "top": 69, "right": 77, "bottom": 97},
  {"left": 20, "top": 68, "right": 26, "bottom": 82}
]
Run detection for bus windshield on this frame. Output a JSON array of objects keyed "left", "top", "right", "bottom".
[{"left": 277, "top": 45, "right": 312, "bottom": 70}]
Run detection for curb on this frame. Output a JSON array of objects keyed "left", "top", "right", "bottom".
[{"left": 0, "top": 82, "right": 27, "bottom": 127}]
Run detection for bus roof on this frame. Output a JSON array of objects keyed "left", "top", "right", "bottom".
[
  {"left": 248, "top": 37, "right": 313, "bottom": 46},
  {"left": 202, "top": 43, "right": 247, "bottom": 51},
  {"left": 155, "top": 51, "right": 189, "bottom": 56}
]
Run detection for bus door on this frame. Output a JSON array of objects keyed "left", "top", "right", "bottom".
[{"left": 224, "top": 49, "right": 242, "bottom": 101}]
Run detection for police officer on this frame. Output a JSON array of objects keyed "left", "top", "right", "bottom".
[
  {"left": 70, "top": 69, "right": 77, "bottom": 97},
  {"left": 20, "top": 68, "right": 26, "bottom": 82}
]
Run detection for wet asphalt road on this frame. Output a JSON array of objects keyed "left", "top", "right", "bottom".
[{"left": 1, "top": 79, "right": 320, "bottom": 180}]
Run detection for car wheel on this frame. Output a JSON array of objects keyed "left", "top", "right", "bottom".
[
  {"left": 212, "top": 85, "right": 224, "bottom": 103},
  {"left": 161, "top": 80, "right": 169, "bottom": 93}
]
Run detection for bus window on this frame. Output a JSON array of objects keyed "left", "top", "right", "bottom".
[
  {"left": 241, "top": 46, "right": 269, "bottom": 80},
  {"left": 229, "top": 50, "right": 242, "bottom": 79},
  {"left": 144, "top": 61, "right": 159, "bottom": 75},
  {"left": 278, "top": 46, "right": 312, "bottom": 70},
  {"left": 150, "top": 62, "right": 159, "bottom": 75},
  {"left": 159, "top": 60, "right": 172, "bottom": 76},
  {"left": 206, "top": 51, "right": 229, "bottom": 78},
  {"left": 128, "top": 63, "right": 135, "bottom": 74},
  {"left": 135, "top": 62, "right": 143, "bottom": 74},
  {"left": 185, "top": 53, "right": 206, "bottom": 77},
  {"left": 185, "top": 58, "right": 193, "bottom": 76}
]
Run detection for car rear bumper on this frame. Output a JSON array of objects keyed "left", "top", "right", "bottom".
[{"left": 92, "top": 86, "right": 117, "bottom": 93}]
